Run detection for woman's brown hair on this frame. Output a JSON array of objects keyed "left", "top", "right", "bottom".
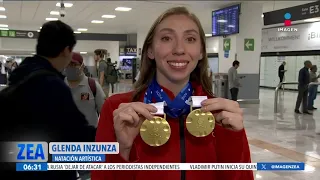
[{"left": 132, "top": 7, "right": 213, "bottom": 101}]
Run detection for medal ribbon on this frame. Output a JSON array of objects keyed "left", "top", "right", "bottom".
[{"left": 144, "top": 78, "right": 193, "bottom": 118}]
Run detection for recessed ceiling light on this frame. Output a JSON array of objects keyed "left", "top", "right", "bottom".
[
  {"left": 0, "top": 15, "right": 7, "bottom": 19},
  {"left": 45, "top": 17, "right": 58, "bottom": 21},
  {"left": 115, "top": 7, "right": 132, "bottom": 11},
  {"left": 40, "top": 27, "right": 42, "bottom": 29},
  {"left": 205, "top": 34, "right": 212, "bottom": 37},
  {"left": 261, "top": 14, "right": 264, "bottom": 18},
  {"left": 91, "top": 20, "right": 104, "bottom": 24},
  {"left": 80, "top": 52, "right": 87, "bottom": 54},
  {"left": 74, "top": 31, "right": 81, "bottom": 34},
  {"left": 0, "top": 24, "right": 8, "bottom": 27},
  {"left": 37, "top": 30, "right": 40, "bottom": 32},
  {"left": 77, "top": 28, "right": 87, "bottom": 32},
  {"left": 0, "top": 28, "right": 8, "bottom": 30},
  {"left": 50, "top": 11, "right": 60, "bottom": 15},
  {"left": 102, "top": 15, "right": 116, "bottom": 18},
  {"left": 0, "top": 7, "right": 5, "bottom": 11},
  {"left": 56, "top": 2, "right": 73, "bottom": 8}
]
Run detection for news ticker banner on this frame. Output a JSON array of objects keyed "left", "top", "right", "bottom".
[
  {"left": 0, "top": 141, "right": 118, "bottom": 163},
  {"left": 16, "top": 162, "right": 306, "bottom": 171}
]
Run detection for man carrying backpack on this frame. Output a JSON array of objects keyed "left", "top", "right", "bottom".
[
  {"left": 98, "top": 57, "right": 117, "bottom": 97},
  {"left": 0, "top": 20, "right": 96, "bottom": 180},
  {"left": 65, "top": 52, "right": 105, "bottom": 127}
]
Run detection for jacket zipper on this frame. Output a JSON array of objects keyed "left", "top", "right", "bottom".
[{"left": 179, "top": 116, "right": 186, "bottom": 180}]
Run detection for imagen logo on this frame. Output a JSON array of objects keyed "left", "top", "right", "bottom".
[
  {"left": 277, "top": 12, "right": 298, "bottom": 32},
  {"left": 284, "top": 13, "right": 291, "bottom": 26}
]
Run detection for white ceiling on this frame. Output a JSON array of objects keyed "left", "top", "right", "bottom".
[{"left": 0, "top": 1, "right": 316, "bottom": 34}]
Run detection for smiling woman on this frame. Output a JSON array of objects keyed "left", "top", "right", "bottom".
[{"left": 93, "top": 6, "right": 253, "bottom": 180}]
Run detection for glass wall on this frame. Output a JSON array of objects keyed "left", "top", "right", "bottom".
[{"left": 260, "top": 56, "right": 320, "bottom": 91}]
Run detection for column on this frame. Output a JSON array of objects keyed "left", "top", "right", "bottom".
[{"left": 218, "top": 2, "right": 263, "bottom": 101}]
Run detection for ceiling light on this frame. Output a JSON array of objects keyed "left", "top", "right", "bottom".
[
  {"left": 0, "top": 28, "right": 9, "bottom": 30},
  {"left": 304, "top": 18, "right": 320, "bottom": 22},
  {"left": 74, "top": 31, "right": 81, "bottom": 34},
  {"left": 31, "top": 53, "right": 36, "bottom": 55},
  {"left": 56, "top": 2, "right": 73, "bottom": 8},
  {"left": 102, "top": 15, "right": 116, "bottom": 18},
  {"left": 91, "top": 20, "right": 104, "bottom": 24},
  {"left": 37, "top": 30, "right": 40, "bottom": 32},
  {"left": 50, "top": 11, "right": 60, "bottom": 15},
  {"left": 0, "top": 7, "right": 5, "bottom": 11},
  {"left": 80, "top": 52, "right": 87, "bottom": 54},
  {"left": 115, "top": 7, "right": 132, "bottom": 11},
  {"left": 45, "top": 17, "right": 58, "bottom": 21},
  {"left": 0, "top": 24, "right": 8, "bottom": 28},
  {"left": 205, "top": 34, "right": 212, "bottom": 37},
  {"left": 40, "top": 27, "right": 42, "bottom": 29},
  {"left": 0, "top": 15, "right": 6, "bottom": 19},
  {"left": 77, "top": 28, "right": 87, "bottom": 32}
]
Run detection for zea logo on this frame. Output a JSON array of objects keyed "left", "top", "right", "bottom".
[
  {"left": 16, "top": 142, "right": 48, "bottom": 162},
  {"left": 277, "top": 13, "right": 298, "bottom": 32}
]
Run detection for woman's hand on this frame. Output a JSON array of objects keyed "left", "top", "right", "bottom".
[
  {"left": 113, "top": 102, "right": 157, "bottom": 160},
  {"left": 201, "top": 98, "right": 244, "bottom": 131}
]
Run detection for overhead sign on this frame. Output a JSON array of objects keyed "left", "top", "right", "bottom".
[
  {"left": 119, "top": 46, "right": 137, "bottom": 56},
  {"left": 263, "top": 1, "right": 320, "bottom": 25},
  {"left": 244, "top": 38, "right": 254, "bottom": 51},
  {"left": 223, "top": 38, "right": 230, "bottom": 51},
  {"left": 0, "top": 30, "right": 38, "bottom": 39},
  {"left": 261, "top": 22, "right": 320, "bottom": 52}
]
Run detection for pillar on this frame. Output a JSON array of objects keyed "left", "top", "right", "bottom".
[{"left": 218, "top": 2, "right": 263, "bottom": 101}]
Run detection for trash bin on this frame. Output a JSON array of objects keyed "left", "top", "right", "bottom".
[{"left": 213, "top": 74, "right": 228, "bottom": 98}]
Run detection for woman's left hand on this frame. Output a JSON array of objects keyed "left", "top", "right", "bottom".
[{"left": 201, "top": 98, "right": 244, "bottom": 131}]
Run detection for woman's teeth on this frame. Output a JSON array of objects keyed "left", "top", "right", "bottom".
[{"left": 168, "top": 62, "right": 188, "bottom": 67}]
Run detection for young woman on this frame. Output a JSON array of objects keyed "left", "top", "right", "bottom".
[{"left": 93, "top": 7, "right": 253, "bottom": 180}]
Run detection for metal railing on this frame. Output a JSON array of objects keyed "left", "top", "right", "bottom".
[
  {"left": 274, "top": 81, "right": 320, "bottom": 113},
  {"left": 274, "top": 82, "right": 298, "bottom": 113}
]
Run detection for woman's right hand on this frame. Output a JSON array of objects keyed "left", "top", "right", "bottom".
[{"left": 113, "top": 102, "right": 157, "bottom": 159}]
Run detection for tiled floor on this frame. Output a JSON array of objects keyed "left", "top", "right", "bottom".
[{"left": 107, "top": 83, "right": 320, "bottom": 180}]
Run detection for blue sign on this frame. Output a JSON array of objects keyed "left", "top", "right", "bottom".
[
  {"left": 120, "top": 46, "right": 137, "bottom": 56},
  {"left": 224, "top": 51, "right": 229, "bottom": 58},
  {"left": 257, "top": 162, "right": 305, "bottom": 171}
]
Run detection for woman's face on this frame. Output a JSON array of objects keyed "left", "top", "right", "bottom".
[{"left": 148, "top": 14, "right": 203, "bottom": 83}]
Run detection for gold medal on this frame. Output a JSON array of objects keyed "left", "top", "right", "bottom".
[
  {"left": 140, "top": 114, "right": 171, "bottom": 146},
  {"left": 186, "top": 107, "right": 215, "bottom": 137}
]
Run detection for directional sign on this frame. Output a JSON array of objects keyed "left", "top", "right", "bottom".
[
  {"left": 244, "top": 38, "right": 254, "bottom": 51},
  {"left": 223, "top": 38, "right": 231, "bottom": 51}
]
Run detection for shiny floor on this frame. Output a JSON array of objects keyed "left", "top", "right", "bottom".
[{"left": 107, "top": 81, "right": 320, "bottom": 180}]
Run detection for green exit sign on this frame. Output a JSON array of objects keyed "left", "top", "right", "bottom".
[
  {"left": 1, "top": 30, "right": 8, "bottom": 37},
  {"left": 9, "top": 31, "right": 16, "bottom": 37}
]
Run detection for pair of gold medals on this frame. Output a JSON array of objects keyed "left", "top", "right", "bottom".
[{"left": 140, "top": 97, "right": 215, "bottom": 147}]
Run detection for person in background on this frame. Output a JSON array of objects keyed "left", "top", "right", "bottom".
[
  {"left": 98, "top": 57, "right": 117, "bottom": 97},
  {"left": 0, "top": 20, "right": 96, "bottom": 180},
  {"left": 278, "top": 61, "right": 287, "bottom": 83},
  {"left": 94, "top": 48, "right": 106, "bottom": 81},
  {"left": 308, "top": 65, "right": 320, "bottom": 110},
  {"left": 92, "top": 6, "right": 253, "bottom": 180},
  {"left": 228, "top": 60, "right": 240, "bottom": 101},
  {"left": 65, "top": 52, "right": 105, "bottom": 127},
  {"left": 65, "top": 52, "right": 105, "bottom": 180},
  {"left": 295, "top": 60, "right": 312, "bottom": 114}
]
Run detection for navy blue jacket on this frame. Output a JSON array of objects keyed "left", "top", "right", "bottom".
[
  {"left": 298, "top": 67, "right": 310, "bottom": 88},
  {"left": 1, "top": 55, "right": 96, "bottom": 180}
]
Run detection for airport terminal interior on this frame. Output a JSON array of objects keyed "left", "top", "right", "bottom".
[{"left": 1, "top": 0, "right": 320, "bottom": 179}]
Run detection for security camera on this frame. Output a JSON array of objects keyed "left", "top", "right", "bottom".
[{"left": 60, "top": 9, "right": 66, "bottom": 17}]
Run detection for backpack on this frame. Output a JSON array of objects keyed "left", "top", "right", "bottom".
[
  {"left": 103, "top": 62, "right": 117, "bottom": 83},
  {"left": 87, "top": 77, "right": 96, "bottom": 97}
]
